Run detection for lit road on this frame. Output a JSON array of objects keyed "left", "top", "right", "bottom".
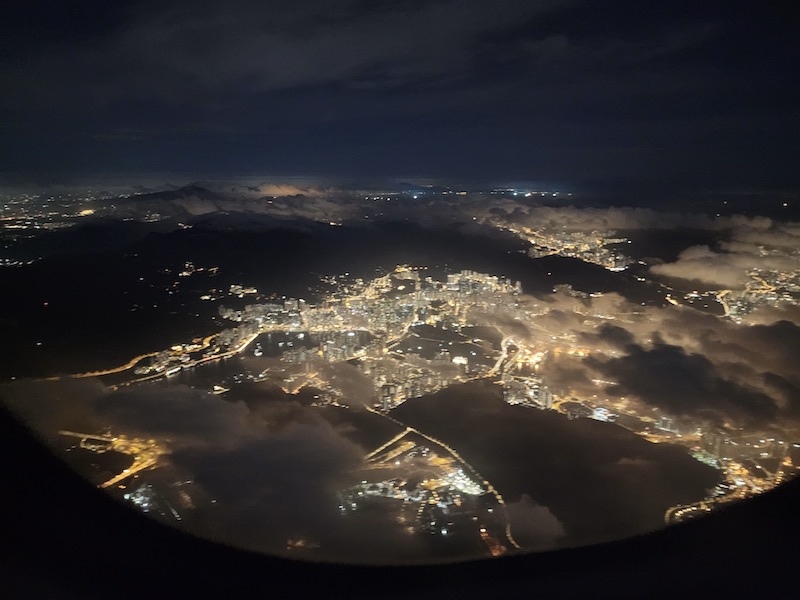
[
  {"left": 664, "top": 457, "right": 782, "bottom": 525},
  {"left": 70, "top": 351, "right": 159, "bottom": 378},
  {"left": 479, "top": 526, "right": 507, "bottom": 557},
  {"left": 100, "top": 457, "right": 159, "bottom": 488},
  {"left": 70, "top": 333, "right": 219, "bottom": 379},
  {"left": 364, "top": 406, "right": 520, "bottom": 549},
  {"left": 59, "top": 430, "right": 166, "bottom": 489},
  {"left": 364, "top": 428, "right": 414, "bottom": 460},
  {"left": 487, "top": 336, "right": 514, "bottom": 377},
  {"left": 406, "top": 425, "right": 521, "bottom": 550},
  {"left": 106, "top": 331, "right": 261, "bottom": 390}
]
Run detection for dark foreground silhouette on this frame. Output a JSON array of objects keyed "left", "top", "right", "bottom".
[{"left": 1, "top": 402, "right": 798, "bottom": 600}]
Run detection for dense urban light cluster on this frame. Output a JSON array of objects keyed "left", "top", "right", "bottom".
[{"left": 2, "top": 181, "right": 799, "bottom": 564}]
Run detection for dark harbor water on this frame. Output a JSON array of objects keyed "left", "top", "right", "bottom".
[{"left": 393, "top": 380, "right": 722, "bottom": 549}]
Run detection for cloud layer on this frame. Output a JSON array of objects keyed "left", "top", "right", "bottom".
[{"left": 2, "top": 0, "right": 797, "bottom": 185}]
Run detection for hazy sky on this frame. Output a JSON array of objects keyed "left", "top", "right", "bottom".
[{"left": 1, "top": 0, "right": 799, "bottom": 189}]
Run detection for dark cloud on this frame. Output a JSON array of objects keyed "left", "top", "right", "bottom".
[
  {"left": 760, "top": 372, "right": 800, "bottom": 411},
  {"left": 698, "top": 320, "right": 800, "bottom": 377},
  {"left": 170, "top": 421, "right": 365, "bottom": 555},
  {"left": 0, "top": 0, "right": 571, "bottom": 108},
  {"left": 92, "top": 385, "right": 252, "bottom": 447},
  {"left": 471, "top": 310, "right": 532, "bottom": 341},
  {"left": 1, "top": 0, "right": 797, "bottom": 185},
  {"left": 504, "top": 494, "right": 565, "bottom": 550},
  {"left": 527, "top": 287, "right": 800, "bottom": 430},
  {"left": 0, "top": 375, "right": 384, "bottom": 560},
  {"left": 586, "top": 342, "right": 779, "bottom": 426},
  {"left": 579, "top": 323, "right": 634, "bottom": 348},
  {"left": 541, "top": 355, "right": 595, "bottom": 398},
  {"left": 0, "top": 378, "right": 108, "bottom": 438}
]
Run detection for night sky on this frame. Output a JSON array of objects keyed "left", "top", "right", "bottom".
[{"left": 1, "top": 1, "right": 799, "bottom": 189}]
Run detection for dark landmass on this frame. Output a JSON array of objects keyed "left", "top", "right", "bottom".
[
  {"left": 58, "top": 445, "right": 134, "bottom": 487},
  {"left": 4, "top": 219, "right": 176, "bottom": 261},
  {"left": 0, "top": 218, "right": 669, "bottom": 379},
  {"left": 612, "top": 228, "right": 723, "bottom": 264}
]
